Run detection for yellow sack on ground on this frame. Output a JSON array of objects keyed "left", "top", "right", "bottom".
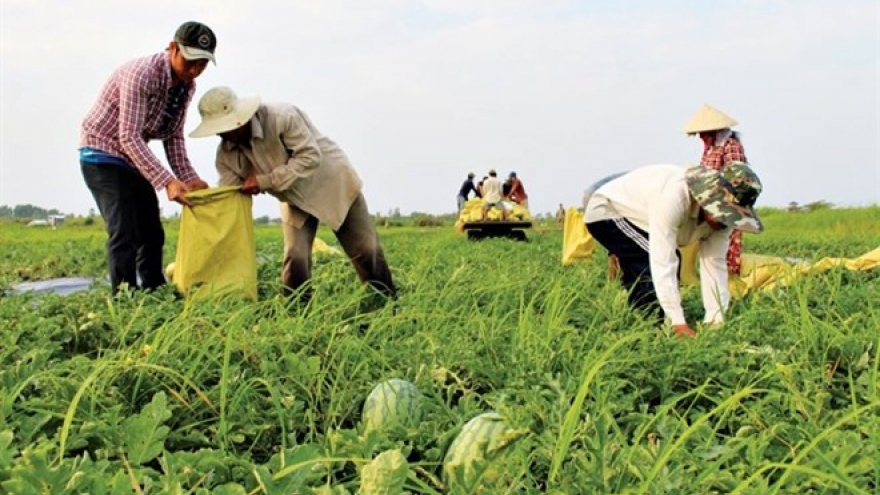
[
  {"left": 732, "top": 246, "right": 880, "bottom": 297},
  {"left": 561, "top": 207, "right": 596, "bottom": 265},
  {"left": 313, "top": 237, "right": 342, "bottom": 256},
  {"left": 680, "top": 243, "right": 788, "bottom": 297},
  {"left": 172, "top": 186, "right": 257, "bottom": 300}
]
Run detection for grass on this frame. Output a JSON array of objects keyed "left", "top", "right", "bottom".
[{"left": 0, "top": 208, "right": 878, "bottom": 493}]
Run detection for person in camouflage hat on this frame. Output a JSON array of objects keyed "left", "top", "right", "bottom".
[{"left": 583, "top": 163, "right": 764, "bottom": 338}]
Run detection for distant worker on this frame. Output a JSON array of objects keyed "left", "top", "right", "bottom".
[
  {"left": 456, "top": 172, "right": 481, "bottom": 211},
  {"left": 481, "top": 169, "right": 508, "bottom": 221},
  {"left": 501, "top": 176, "right": 513, "bottom": 198},
  {"left": 477, "top": 175, "right": 488, "bottom": 196},
  {"left": 584, "top": 162, "right": 763, "bottom": 338},
  {"left": 555, "top": 203, "right": 566, "bottom": 225},
  {"left": 684, "top": 104, "right": 749, "bottom": 275},
  {"left": 190, "top": 86, "right": 397, "bottom": 304},
  {"left": 506, "top": 172, "right": 529, "bottom": 208}
]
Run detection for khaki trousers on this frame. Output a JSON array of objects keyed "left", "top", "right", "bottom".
[{"left": 281, "top": 193, "right": 396, "bottom": 300}]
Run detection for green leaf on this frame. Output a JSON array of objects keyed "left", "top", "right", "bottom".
[
  {"left": 359, "top": 449, "right": 408, "bottom": 495},
  {"left": 122, "top": 392, "right": 172, "bottom": 465},
  {"left": 0, "top": 430, "right": 17, "bottom": 469},
  {"left": 212, "top": 483, "right": 248, "bottom": 495}
]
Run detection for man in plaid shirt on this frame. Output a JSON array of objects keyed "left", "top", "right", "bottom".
[{"left": 79, "top": 21, "right": 216, "bottom": 294}]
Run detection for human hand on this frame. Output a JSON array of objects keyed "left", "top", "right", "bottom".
[
  {"left": 241, "top": 176, "right": 261, "bottom": 195},
  {"left": 673, "top": 324, "right": 697, "bottom": 338},
  {"left": 166, "top": 179, "right": 193, "bottom": 207},
  {"left": 187, "top": 178, "right": 209, "bottom": 191}
]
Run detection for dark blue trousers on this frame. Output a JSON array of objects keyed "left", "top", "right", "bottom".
[
  {"left": 81, "top": 162, "right": 166, "bottom": 294},
  {"left": 587, "top": 218, "right": 681, "bottom": 321}
]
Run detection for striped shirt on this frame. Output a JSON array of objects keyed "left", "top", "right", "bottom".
[{"left": 80, "top": 52, "right": 200, "bottom": 189}]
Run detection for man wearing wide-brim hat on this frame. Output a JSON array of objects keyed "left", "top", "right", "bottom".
[
  {"left": 79, "top": 21, "right": 217, "bottom": 294},
  {"left": 584, "top": 162, "right": 763, "bottom": 337},
  {"left": 684, "top": 104, "right": 750, "bottom": 275},
  {"left": 190, "top": 86, "right": 396, "bottom": 303}
]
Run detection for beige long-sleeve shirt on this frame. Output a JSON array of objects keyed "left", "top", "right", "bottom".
[
  {"left": 215, "top": 103, "right": 363, "bottom": 230},
  {"left": 585, "top": 164, "right": 732, "bottom": 326}
]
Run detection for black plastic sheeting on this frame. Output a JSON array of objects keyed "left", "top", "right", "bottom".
[{"left": 9, "top": 277, "right": 105, "bottom": 296}]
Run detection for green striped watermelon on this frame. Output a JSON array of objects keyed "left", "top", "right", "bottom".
[
  {"left": 442, "top": 411, "right": 527, "bottom": 491},
  {"left": 362, "top": 379, "right": 422, "bottom": 434}
]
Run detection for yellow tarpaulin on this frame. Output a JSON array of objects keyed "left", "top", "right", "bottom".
[
  {"left": 730, "top": 246, "right": 880, "bottom": 298},
  {"left": 172, "top": 186, "right": 257, "bottom": 300}
]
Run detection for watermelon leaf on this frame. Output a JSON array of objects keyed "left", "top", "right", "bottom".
[{"left": 121, "top": 392, "right": 171, "bottom": 465}]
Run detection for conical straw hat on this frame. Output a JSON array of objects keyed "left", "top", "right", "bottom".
[{"left": 683, "top": 104, "right": 738, "bottom": 134}]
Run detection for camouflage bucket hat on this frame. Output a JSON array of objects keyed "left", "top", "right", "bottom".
[{"left": 685, "top": 162, "right": 764, "bottom": 233}]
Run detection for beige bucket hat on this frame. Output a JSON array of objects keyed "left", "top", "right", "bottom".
[
  {"left": 683, "top": 104, "right": 738, "bottom": 135},
  {"left": 190, "top": 86, "right": 261, "bottom": 138}
]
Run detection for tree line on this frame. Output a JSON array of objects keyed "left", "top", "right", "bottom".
[{"left": 0, "top": 204, "right": 66, "bottom": 219}]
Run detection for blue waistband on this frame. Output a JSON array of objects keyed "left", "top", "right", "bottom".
[{"left": 79, "top": 147, "right": 136, "bottom": 170}]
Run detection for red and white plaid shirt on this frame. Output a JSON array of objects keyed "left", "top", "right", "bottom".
[
  {"left": 80, "top": 52, "right": 200, "bottom": 189},
  {"left": 699, "top": 131, "right": 748, "bottom": 274},
  {"left": 700, "top": 133, "right": 747, "bottom": 171}
]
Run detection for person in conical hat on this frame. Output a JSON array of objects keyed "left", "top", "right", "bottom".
[{"left": 683, "top": 104, "right": 749, "bottom": 275}]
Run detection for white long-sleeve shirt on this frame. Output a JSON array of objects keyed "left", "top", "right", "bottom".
[{"left": 584, "top": 164, "right": 732, "bottom": 325}]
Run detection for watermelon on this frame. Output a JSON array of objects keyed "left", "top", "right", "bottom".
[
  {"left": 362, "top": 379, "right": 422, "bottom": 434},
  {"left": 442, "top": 411, "right": 527, "bottom": 491}
]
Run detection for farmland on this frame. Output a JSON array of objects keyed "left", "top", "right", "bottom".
[{"left": 1, "top": 206, "right": 879, "bottom": 494}]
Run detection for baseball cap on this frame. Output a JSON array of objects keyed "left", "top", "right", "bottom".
[
  {"left": 685, "top": 162, "right": 763, "bottom": 233},
  {"left": 174, "top": 21, "right": 217, "bottom": 64}
]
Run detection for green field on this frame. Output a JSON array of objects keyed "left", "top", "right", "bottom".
[{"left": 1, "top": 206, "right": 879, "bottom": 494}]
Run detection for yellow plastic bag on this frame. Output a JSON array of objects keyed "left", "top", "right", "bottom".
[
  {"left": 172, "top": 186, "right": 257, "bottom": 300},
  {"left": 731, "top": 246, "right": 880, "bottom": 298},
  {"left": 454, "top": 198, "right": 532, "bottom": 233},
  {"left": 561, "top": 207, "right": 596, "bottom": 265},
  {"left": 679, "top": 241, "right": 701, "bottom": 286}
]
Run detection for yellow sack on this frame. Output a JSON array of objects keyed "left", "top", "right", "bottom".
[
  {"left": 561, "top": 207, "right": 596, "bottom": 265},
  {"left": 731, "top": 246, "right": 880, "bottom": 298},
  {"left": 172, "top": 186, "right": 257, "bottom": 300},
  {"left": 313, "top": 237, "right": 342, "bottom": 256},
  {"left": 455, "top": 198, "right": 532, "bottom": 232},
  {"left": 679, "top": 241, "right": 701, "bottom": 286}
]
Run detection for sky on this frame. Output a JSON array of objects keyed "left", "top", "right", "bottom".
[{"left": 1, "top": 0, "right": 878, "bottom": 219}]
